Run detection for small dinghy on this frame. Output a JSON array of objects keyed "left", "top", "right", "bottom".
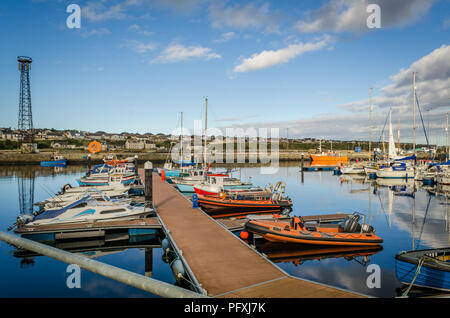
[
  {"left": 40, "top": 153, "right": 67, "bottom": 167},
  {"left": 395, "top": 247, "right": 450, "bottom": 292},
  {"left": 245, "top": 212, "right": 383, "bottom": 246}
]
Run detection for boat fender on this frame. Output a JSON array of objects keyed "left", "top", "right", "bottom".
[
  {"left": 161, "top": 238, "right": 171, "bottom": 253},
  {"left": 171, "top": 259, "right": 185, "bottom": 281},
  {"left": 240, "top": 231, "right": 249, "bottom": 240}
]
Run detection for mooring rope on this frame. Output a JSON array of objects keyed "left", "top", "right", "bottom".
[{"left": 401, "top": 254, "right": 450, "bottom": 297}]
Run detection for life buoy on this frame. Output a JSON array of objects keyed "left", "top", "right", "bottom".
[{"left": 88, "top": 141, "right": 102, "bottom": 154}]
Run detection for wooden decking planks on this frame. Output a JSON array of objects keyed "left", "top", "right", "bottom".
[
  {"left": 151, "top": 172, "right": 283, "bottom": 296},
  {"left": 221, "top": 276, "right": 363, "bottom": 298},
  {"left": 147, "top": 170, "right": 364, "bottom": 298}
]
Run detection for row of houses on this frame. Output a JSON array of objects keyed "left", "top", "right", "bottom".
[{"left": 0, "top": 128, "right": 170, "bottom": 142}]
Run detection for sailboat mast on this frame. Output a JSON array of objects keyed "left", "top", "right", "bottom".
[
  {"left": 204, "top": 97, "right": 208, "bottom": 165},
  {"left": 180, "top": 111, "right": 183, "bottom": 164},
  {"left": 447, "top": 112, "right": 449, "bottom": 160},
  {"left": 369, "top": 88, "right": 373, "bottom": 155},
  {"left": 397, "top": 118, "right": 400, "bottom": 150},
  {"left": 413, "top": 72, "right": 416, "bottom": 154}
]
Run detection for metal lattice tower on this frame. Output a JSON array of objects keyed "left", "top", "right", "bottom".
[{"left": 17, "top": 56, "right": 34, "bottom": 143}]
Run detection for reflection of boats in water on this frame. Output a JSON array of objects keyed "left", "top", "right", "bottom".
[
  {"left": 377, "top": 183, "right": 450, "bottom": 250},
  {"left": 395, "top": 247, "right": 450, "bottom": 293},
  {"left": 258, "top": 242, "right": 383, "bottom": 265},
  {"left": 340, "top": 174, "right": 371, "bottom": 184},
  {"left": 13, "top": 235, "right": 161, "bottom": 259},
  {"left": 376, "top": 178, "right": 415, "bottom": 188},
  {"left": 13, "top": 236, "right": 160, "bottom": 278}
]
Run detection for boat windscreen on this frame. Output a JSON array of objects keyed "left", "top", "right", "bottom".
[{"left": 34, "top": 195, "right": 91, "bottom": 220}]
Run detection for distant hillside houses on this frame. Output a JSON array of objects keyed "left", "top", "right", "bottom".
[
  {"left": 125, "top": 139, "right": 156, "bottom": 150},
  {"left": 0, "top": 128, "right": 20, "bottom": 141},
  {"left": 0, "top": 128, "right": 213, "bottom": 151}
]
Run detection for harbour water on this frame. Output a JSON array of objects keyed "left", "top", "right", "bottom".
[{"left": 0, "top": 163, "right": 449, "bottom": 297}]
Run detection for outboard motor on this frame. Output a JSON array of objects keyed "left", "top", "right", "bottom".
[
  {"left": 343, "top": 212, "right": 375, "bottom": 233},
  {"left": 343, "top": 213, "right": 361, "bottom": 233},
  {"left": 61, "top": 184, "right": 72, "bottom": 194},
  {"left": 361, "top": 223, "right": 375, "bottom": 233}
]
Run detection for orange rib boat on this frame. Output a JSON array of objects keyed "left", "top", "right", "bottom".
[
  {"left": 245, "top": 214, "right": 383, "bottom": 247},
  {"left": 197, "top": 192, "right": 292, "bottom": 218}
]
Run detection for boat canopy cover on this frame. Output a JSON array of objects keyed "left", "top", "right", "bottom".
[
  {"left": 394, "top": 154, "right": 416, "bottom": 161},
  {"left": 34, "top": 195, "right": 91, "bottom": 221},
  {"left": 91, "top": 164, "right": 113, "bottom": 174},
  {"left": 178, "top": 159, "right": 197, "bottom": 166},
  {"left": 428, "top": 160, "right": 450, "bottom": 167}
]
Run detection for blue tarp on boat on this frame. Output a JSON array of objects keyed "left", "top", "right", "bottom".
[
  {"left": 33, "top": 195, "right": 91, "bottom": 221},
  {"left": 395, "top": 154, "right": 416, "bottom": 161},
  {"left": 428, "top": 160, "right": 450, "bottom": 167}
]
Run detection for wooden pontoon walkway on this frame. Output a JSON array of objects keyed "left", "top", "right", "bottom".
[{"left": 146, "top": 171, "right": 365, "bottom": 298}]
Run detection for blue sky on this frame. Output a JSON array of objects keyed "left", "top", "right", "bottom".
[{"left": 0, "top": 0, "right": 449, "bottom": 143}]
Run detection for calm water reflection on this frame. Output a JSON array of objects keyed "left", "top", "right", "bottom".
[
  {"left": 0, "top": 163, "right": 449, "bottom": 297},
  {"left": 0, "top": 165, "right": 175, "bottom": 297},
  {"left": 237, "top": 164, "right": 450, "bottom": 297}
]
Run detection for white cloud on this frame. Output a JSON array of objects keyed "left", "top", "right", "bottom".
[
  {"left": 444, "top": 18, "right": 450, "bottom": 29},
  {"left": 347, "top": 44, "right": 450, "bottom": 112},
  {"left": 214, "top": 32, "right": 236, "bottom": 43},
  {"left": 81, "top": 28, "right": 111, "bottom": 38},
  {"left": 209, "top": 2, "right": 282, "bottom": 33},
  {"left": 149, "top": 0, "right": 208, "bottom": 14},
  {"left": 82, "top": 1, "right": 131, "bottom": 22},
  {"left": 152, "top": 44, "right": 221, "bottom": 63},
  {"left": 122, "top": 40, "right": 157, "bottom": 54},
  {"left": 233, "top": 36, "right": 333, "bottom": 73},
  {"left": 129, "top": 24, "right": 154, "bottom": 36},
  {"left": 82, "top": 0, "right": 207, "bottom": 22},
  {"left": 294, "top": 0, "right": 436, "bottom": 34},
  {"left": 225, "top": 45, "right": 450, "bottom": 144}
]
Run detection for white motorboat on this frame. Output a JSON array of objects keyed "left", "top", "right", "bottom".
[
  {"left": 193, "top": 175, "right": 253, "bottom": 195},
  {"left": 60, "top": 183, "right": 131, "bottom": 194},
  {"left": 18, "top": 195, "right": 153, "bottom": 227},
  {"left": 340, "top": 163, "right": 365, "bottom": 175},
  {"left": 376, "top": 162, "right": 415, "bottom": 179},
  {"left": 436, "top": 168, "right": 450, "bottom": 185},
  {"left": 36, "top": 189, "right": 132, "bottom": 210}
]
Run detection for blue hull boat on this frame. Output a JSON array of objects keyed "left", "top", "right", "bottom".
[
  {"left": 40, "top": 159, "right": 67, "bottom": 167},
  {"left": 395, "top": 247, "right": 450, "bottom": 292},
  {"left": 162, "top": 170, "right": 181, "bottom": 177}
]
